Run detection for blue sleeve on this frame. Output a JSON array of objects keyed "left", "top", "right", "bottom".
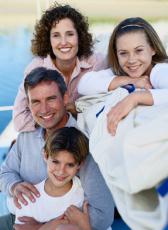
[
  {"left": 0, "top": 138, "right": 23, "bottom": 196},
  {"left": 79, "top": 154, "right": 114, "bottom": 230}
]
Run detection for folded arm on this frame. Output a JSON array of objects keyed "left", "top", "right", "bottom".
[{"left": 79, "top": 154, "right": 114, "bottom": 230}]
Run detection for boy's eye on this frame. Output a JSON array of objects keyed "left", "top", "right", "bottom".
[
  {"left": 52, "top": 160, "right": 59, "bottom": 164},
  {"left": 67, "top": 163, "right": 76, "bottom": 168}
]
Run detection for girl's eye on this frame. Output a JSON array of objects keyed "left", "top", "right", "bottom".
[
  {"left": 118, "top": 52, "right": 127, "bottom": 56},
  {"left": 137, "top": 49, "right": 143, "bottom": 52}
]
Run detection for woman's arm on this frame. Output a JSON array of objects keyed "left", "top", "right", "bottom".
[
  {"left": 13, "top": 58, "right": 44, "bottom": 132},
  {"left": 13, "top": 82, "right": 36, "bottom": 132}
]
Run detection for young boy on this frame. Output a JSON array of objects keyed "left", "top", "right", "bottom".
[{"left": 7, "top": 127, "right": 90, "bottom": 229}]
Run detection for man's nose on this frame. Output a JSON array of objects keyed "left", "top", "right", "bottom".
[{"left": 40, "top": 102, "right": 49, "bottom": 114}]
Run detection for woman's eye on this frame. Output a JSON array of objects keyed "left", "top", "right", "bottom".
[
  {"left": 67, "top": 32, "right": 74, "bottom": 36},
  {"left": 52, "top": 33, "right": 59, "bottom": 38}
]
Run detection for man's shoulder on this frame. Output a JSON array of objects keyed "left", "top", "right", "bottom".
[{"left": 18, "top": 127, "right": 43, "bottom": 140}]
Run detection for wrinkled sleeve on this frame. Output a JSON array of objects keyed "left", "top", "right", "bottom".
[
  {"left": 78, "top": 69, "right": 115, "bottom": 95},
  {"left": 13, "top": 80, "right": 35, "bottom": 132},
  {"left": 79, "top": 154, "right": 114, "bottom": 230},
  {"left": 0, "top": 137, "right": 23, "bottom": 196},
  {"left": 13, "top": 58, "right": 43, "bottom": 132},
  {"left": 150, "top": 63, "right": 168, "bottom": 105}
]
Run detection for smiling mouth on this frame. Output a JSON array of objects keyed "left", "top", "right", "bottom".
[
  {"left": 127, "top": 65, "right": 141, "bottom": 71},
  {"left": 40, "top": 114, "right": 53, "bottom": 121},
  {"left": 59, "top": 47, "right": 71, "bottom": 53},
  {"left": 55, "top": 175, "right": 67, "bottom": 181}
]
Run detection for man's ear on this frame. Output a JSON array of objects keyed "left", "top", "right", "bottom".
[{"left": 63, "top": 93, "right": 69, "bottom": 106}]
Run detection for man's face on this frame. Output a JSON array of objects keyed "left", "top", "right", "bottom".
[{"left": 28, "top": 81, "right": 68, "bottom": 132}]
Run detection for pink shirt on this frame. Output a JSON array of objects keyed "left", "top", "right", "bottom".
[{"left": 13, "top": 54, "right": 107, "bottom": 132}]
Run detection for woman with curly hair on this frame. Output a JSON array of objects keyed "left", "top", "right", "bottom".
[{"left": 13, "top": 3, "right": 107, "bottom": 132}]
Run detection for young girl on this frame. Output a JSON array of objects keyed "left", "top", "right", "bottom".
[
  {"left": 13, "top": 3, "right": 107, "bottom": 132},
  {"left": 77, "top": 17, "right": 168, "bottom": 230},
  {"left": 7, "top": 127, "right": 91, "bottom": 230},
  {"left": 78, "top": 17, "right": 168, "bottom": 135}
]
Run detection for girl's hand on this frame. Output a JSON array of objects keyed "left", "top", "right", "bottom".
[
  {"left": 133, "top": 75, "right": 152, "bottom": 90},
  {"left": 107, "top": 93, "right": 138, "bottom": 136}
]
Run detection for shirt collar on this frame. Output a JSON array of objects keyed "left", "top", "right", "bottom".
[
  {"left": 36, "top": 113, "right": 77, "bottom": 139},
  {"left": 44, "top": 55, "right": 92, "bottom": 70}
]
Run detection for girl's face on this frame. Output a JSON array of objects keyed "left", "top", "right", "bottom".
[
  {"left": 46, "top": 150, "right": 80, "bottom": 190},
  {"left": 116, "top": 31, "right": 155, "bottom": 78},
  {"left": 50, "top": 18, "right": 78, "bottom": 64}
]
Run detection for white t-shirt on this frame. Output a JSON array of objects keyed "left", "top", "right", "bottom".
[
  {"left": 78, "top": 63, "right": 168, "bottom": 105},
  {"left": 7, "top": 176, "right": 84, "bottom": 224}
]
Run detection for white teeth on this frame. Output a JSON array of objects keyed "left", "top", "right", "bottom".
[
  {"left": 42, "top": 114, "right": 53, "bottom": 120},
  {"left": 60, "top": 48, "right": 71, "bottom": 52},
  {"left": 128, "top": 66, "right": 139, "bottom": 71}
]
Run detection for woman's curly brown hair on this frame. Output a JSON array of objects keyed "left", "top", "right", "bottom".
[{"left": 31, "top": 2, "right": 93, "bottom": 59}]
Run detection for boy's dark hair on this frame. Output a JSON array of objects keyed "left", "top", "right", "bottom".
[
  {"left": 24, "top": 67, "right": 67, "bottom": 97},
  {"left": 44, "top": 127, "right": 89, "bottom": 165}
]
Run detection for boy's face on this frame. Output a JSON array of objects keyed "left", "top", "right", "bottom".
[{"left": 46, "top": 150, "right": 80, "bottom": 189}]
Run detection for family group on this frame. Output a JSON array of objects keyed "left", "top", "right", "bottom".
[{"left": 0, "top": 2, "right": 168, "bottom": 230}]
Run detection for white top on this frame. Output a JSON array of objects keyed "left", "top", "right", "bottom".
[
  {"left": 78, "top": 63, "right": 168, "bottom": 105},
  {"left": 7, "top": 176, "right": 84, "bottom": 224}
]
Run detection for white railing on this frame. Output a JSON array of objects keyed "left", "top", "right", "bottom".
[
  {"left": 0, "top": 106, "right": 13, "bottom": 111},
  {"left": 0, "top": 106, "right": 18, "bottom": 147}
]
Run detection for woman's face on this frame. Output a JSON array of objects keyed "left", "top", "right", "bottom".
[
  {"left": 116, "top": 31, "right": 155, "bottom": 78},
  {"left": 50, "top": 18, "right": 79, "bottom": 63}
]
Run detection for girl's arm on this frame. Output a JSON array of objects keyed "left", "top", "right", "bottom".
[
  {"left": 107, "top": 90, "right": 153, "bottom": 135},
  {"left": 108, "top": 75, "right": 152, "bottom": 91},
  {"left": 78, "top": 69, "right": 152, "bottom": 96},
  {"left": 78, "top": 69, "right": 115, "bottom": 95}
]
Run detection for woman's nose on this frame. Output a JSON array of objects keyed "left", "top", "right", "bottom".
[{"left": 60, "top": 36, "right": 67, "bottom": 45}]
